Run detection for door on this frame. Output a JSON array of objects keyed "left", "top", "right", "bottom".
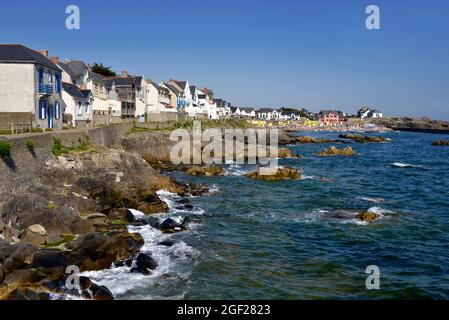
[{"left": 47, "top": 103, "right": 53, "bottom": 128}]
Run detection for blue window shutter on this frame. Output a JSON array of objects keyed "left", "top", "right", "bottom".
[{"left": 43, "top": 100, "right": 47, "bottom": 119}]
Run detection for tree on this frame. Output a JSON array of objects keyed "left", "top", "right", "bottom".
[{"left": 91, "top": 63, "right": 116, "bottom": 77}]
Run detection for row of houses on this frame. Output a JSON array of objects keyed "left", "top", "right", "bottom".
[
  {"left": 0, "top": 44, "right": 383, "bottom": 131},
  {"left": 0, "top": 44, "right": 229, "bottom": 130}
]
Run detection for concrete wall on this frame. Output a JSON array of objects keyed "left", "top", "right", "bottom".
[{"left": 0, "top": 63, "right": 35, "bottom": 113}]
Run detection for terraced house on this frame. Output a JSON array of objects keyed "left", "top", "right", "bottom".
[{"left": 0, "top": 44, "right": 63, "bottom": 131}]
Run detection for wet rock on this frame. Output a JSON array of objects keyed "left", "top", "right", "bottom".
[
  {"left": 296, "top": 136, "right": 343, "bottom": 144},
  {"left": 277, "top": 148, "right": 299, "bottom": 159},
  {"left": 66, "top": 232, "right": 144, "bottom": 271},
  {"left": 356, "top": 212, "right": 380, "bottom": 222},
  {"left": 246, "top": 166, "right": 301, "bottom": 181},
  {"left": 32, "top": 249, "right": 70, "bottom": 269},
  {"left": 130, "top": 266, "right": 152, "bottom": 275},
  {"left": 20, "top": 224, "right": 47, "bottom": 246},
  {"left": 90, "top": 283, "right": 114, "bottom": 300},
  {"left": 136, "top": 191, "right": 169, "bottom": 214},
  {"left": 6, "top": 288, "right": 51, "bottom": 300},
  {"left": 160, "top": 217, "right": 190, "bottom": 233},
  {"left": 124, "top": 209, "right": 137, "bottom": 223},
  {"left": 339, "top": 134, "right": 387, "bottom": 143},
  {"left": 431, "top": 140, "right": 449, "bottom": 146},
  {"left": 136, "top": 253, "right": 158, "bottom": 271},
  {"left": 316, "top": 146, "right": 356, "bottom": 157},
  {"left": 185, "top": 165, "right": 224, "bottom": 176},
  {"left": 158, "top": 240, "right": 176, "bottom": 247},
  {"left": 188, "top": 184, "right": 210, "bottom": 197}
]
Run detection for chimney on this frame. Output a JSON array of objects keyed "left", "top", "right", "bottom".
[
  {"left": 37, "top": 50, "right": 48, "bottom": 58},
  {"left": 121, "top": 70, "right": 128, "bottom": 78},
  {"left": 50, "top": 56, "right": 59, "bottom": 65}
]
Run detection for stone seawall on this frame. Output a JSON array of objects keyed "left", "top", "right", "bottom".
[{"left": 0, "top": 124, "right": 134, "bottom": 199}]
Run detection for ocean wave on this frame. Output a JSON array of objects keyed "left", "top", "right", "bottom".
[
  {"left": 390, "top": 162, "right": 423, "bottom": 169},
  {"left": 360, "top": 196, "right": 386, "bottom": 204},
  {"left": 223, "top": 163, "right": 252, "bottom": 176},
  {"left": 80, "top": 210, "right": 200, "bottom": 299}
]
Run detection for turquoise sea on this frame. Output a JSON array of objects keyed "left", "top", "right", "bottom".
[{"left": 84, "top": 131, "right": 449, "bottom": 299}]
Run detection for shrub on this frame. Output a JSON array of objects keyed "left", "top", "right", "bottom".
[
  {"left": 45, "top": 128, "right": 54, "bottom": 132},
  {"left": 25, "top": 139, "right": 36, "bottom": 151},
  {"left": 0, "top": 141, "right": 12, "bottom": 158},
  {"left": 52, "top": 137, "right": 90, "bottom": 156},
  {"left": 62, "top": 126, "right": 69, "bottom": 130},
  {"left": 31, "top": 128, "right": 43, "bottom": 133}
]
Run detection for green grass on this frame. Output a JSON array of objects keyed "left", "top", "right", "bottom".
[
  {"left": 25, "top": 139, "right": 36, "bottom": 151},
  {"left": 127, "top": 119, "right": 250, "bottom": 135},
  {"left": 0, "top": 141, "right": 12, "bottom": 158},
  {"left": 31, "top": 128, "right": 43, "bottom": 133},
  {"left": 45, "top": 128, "right": 54, "bottom": 132},
  {"left": 42, "top": 234, "right": 77, "bottom": 248},
  {"left": 52, "top": 137, "right": 90, "bottom": 156}
]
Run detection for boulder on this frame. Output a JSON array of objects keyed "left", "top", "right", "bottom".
[
  {"left": 90, "top": 283, "right": 114, "bottom": 300},
  {"left": 66, "top": 232, "right": 144, "bottom": 271},
  {"left": 6, "top": 288, "right": 51, "bottom": 300},
  {"left": 186, "top": 165, "right": 224, "bottom": 176},
  {"left": 316, "top": 146, "right": 356, "bottom": 157},
  {"left": 136, "top": 253, "right": 158, "bottom": 271},
  {"left": 246, "top": 166, "right": 301, "bottom": 181},
  {"left": 431, "top": 140, "right": 449, "bottom": 146},
  {"left": 136, "top": 191, "right": 169, "bottom": 214},
  {"left": 0, "top": 242, "right": 38, "bottom": 272},
  {"left": 159, "top": 217, "right": 190, "bottom": 233},
  {"left": 158, "top": 240, "right": 176, "bottom": 247},
  {"left": 277, "top": 148, "right": 298, "bottom": 159},
  {"left": 20, "top": 224, "right": 47, "bottom": 245},
  {"left": 32, "top": 249, "right": 70, "bottom": 269},
  {"left": 355, "top": 212, "right": 380, "bottom": 222},
  {"left": 130, "top": 266, "right": 152, "bottom": 275},
  {"left": 339, "top": 134, "right": 387, "bottom": 143}
]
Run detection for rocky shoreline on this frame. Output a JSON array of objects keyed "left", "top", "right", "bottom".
[
  {"left": 372, "top": 117, "right": 449, "bottom": 134},
  {"left": 0, "top": 125, "right": 393, "bottom": 299}
]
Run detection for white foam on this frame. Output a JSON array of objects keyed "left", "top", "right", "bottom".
[
  {"left": 360, "top": 197, "right": 386, "bottom": 204},
  {"left": 390, "top": 162, "right": 422, "bottom": 168},
  {"left": 80, "top": 216, "right": 200, "bottom": 299}
]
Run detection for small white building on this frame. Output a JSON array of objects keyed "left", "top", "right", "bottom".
[{"left": 62, "top": 82, "right": 93, "bottom": 128}]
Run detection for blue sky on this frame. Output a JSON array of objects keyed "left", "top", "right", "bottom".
[{"left": 1, "top": 0, "right": 448, "bottom": 119}]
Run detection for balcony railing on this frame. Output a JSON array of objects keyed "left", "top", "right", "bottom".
[{"left": 38, "top": 84, "right": 54, "bottom": 95}]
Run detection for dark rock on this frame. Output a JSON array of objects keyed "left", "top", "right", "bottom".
[
  {"left": 339, "top": 134, "right": 387, "bottom": 143},
  {"left": 32, "top": 249, "right": 70, "bottom": 269},
  {"left": 0, "top": 242, "right": 38, "bottom": 272},
  {"left": 90, "top": 283, "right": 114, "bottom": 300},
  {"left": 125, "top": 209, "right": 137, "bottom": 223},
  {"left": 246, "top": 166, "right": 301, "bottom": 180},
  {"left": 130, "top": 266, "right": 152, "bottom": 275},
  {"left": 136, "top": 253, "right": 158, "bottom": 271},
  {"left": 0, "top": 263, "right": 5, "bottom": 285},
  {"left": 7, "top": 288, "right": 51, "bottom": 300},
  {"left": 158, "top": 240, "right": 176, "bottom": 247}
]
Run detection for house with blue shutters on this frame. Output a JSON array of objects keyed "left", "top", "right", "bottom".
[{"left": 0, "top": 44, "right": 63, "bottom": 130}]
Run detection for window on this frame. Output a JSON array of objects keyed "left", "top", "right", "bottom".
[
  {"left": 55, "top": 74, "right": 61, "bottom": 93},
  {"left": 85, "top": 102, "right": 90, "bottom": 113},
  {"left": 38, "top": 68, "right": 44, "bottom": 85},
  {"left": 77, "top": 102, "right": 82, "bottom": 116},
  {"left": 55, "top": 102, "right": 61, "bottom": 120},
  {"left": 38, "top": 100, "right": 46, "bottom": 119}
]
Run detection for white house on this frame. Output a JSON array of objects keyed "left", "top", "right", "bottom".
[
  {"left": 358, "top": 107, "right": 383, "bottom": 119},
  {"left": 0, "top": 44, "right": 63, "bottom": 130},
  {"left": 62, "top": 82, "right": 93, "bottom": 128},
  {"left": 198, "top": 87, "right": 218, "bottom": 119},
  {"left": 239, "top": 107, "right": 256, "bottom": 118},
  {"left": 257, "top": 108, "right": 275, "bottom": 120}
]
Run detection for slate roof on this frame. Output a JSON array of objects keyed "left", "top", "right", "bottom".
[
  {"left": 0, "top": 44, "right": 60, "bottom": 70},
  {"left": 164, "top": 82, "right": 182, "bottom": 95},
  {"left": 62, "top": 82, "right": 90, "bottom": 99},
  {"left": 241, "top": 107, "right": 255, "bottom": 113},
  {"left": 258, "top": 108, "right": 274, "bottom": 113}
]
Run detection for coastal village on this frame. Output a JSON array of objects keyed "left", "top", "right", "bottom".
[{"left": 0, "top": 44, "right": 385, "bottom": 134}]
